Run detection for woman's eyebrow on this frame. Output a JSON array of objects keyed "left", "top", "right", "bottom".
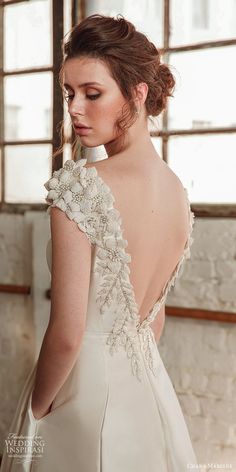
[{"left": 64, "top": 81, "right": 103, "bottom": 89}]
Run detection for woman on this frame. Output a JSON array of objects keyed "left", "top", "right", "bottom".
[{"left": 1, "top": 14, "right": 197, "bottom": 471}]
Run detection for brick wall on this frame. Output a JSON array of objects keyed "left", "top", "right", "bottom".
[{"left": 159, "top": 217, "right": 236, "bottom": 470}]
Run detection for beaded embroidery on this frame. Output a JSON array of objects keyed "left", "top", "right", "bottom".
[{"left": 44, "top": 158, "right": 195, "bottom": 383}]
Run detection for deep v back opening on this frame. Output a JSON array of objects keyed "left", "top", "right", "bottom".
[{"left": 84, "top": 158, "right": 176, "bottom": 326}]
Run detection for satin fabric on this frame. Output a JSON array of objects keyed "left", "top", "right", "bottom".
[
  {"left": 1, "top": 331, "right": 198, "bottom": 471},
  {"left": 1, "top": 241, "right": 199, "bottom": 471}
]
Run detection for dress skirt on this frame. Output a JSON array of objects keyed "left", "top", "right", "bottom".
[{"left": 1, "top": 330, "right": 198, "bottom": 472}]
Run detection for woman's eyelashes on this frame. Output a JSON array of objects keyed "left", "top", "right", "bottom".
[
  {"left": 64, "top": 93, "right": 101, "bottom": 102},
  {"left": 87, "top": 94, "right": 101, "bottom": 100}
]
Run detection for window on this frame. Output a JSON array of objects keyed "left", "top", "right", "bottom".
[
  {"left": 1, "top": 0, "right": 236, "bottom": 216},
  {"left": 0, "top": 0, "right": 64, "bottom": 211}
]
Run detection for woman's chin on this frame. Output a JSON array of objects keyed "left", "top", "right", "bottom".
[
  {"left": 78, "top": 135, "right": 94, "bottom": 145},
  {"left": 79, "top": 136, "right": 106, "bottom": 148}
]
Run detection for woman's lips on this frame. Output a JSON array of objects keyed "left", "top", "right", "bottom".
[{"left": 74, "top": 126, "right": 92, "bottom": 136}]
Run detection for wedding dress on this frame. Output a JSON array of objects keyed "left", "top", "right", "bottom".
[{"left": 1, "top": 157, "right": 198, "bottom": 472}]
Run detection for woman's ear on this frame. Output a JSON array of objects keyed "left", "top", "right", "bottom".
[{"left": 133, "top": 82, "right": 149, "bottom": 107}]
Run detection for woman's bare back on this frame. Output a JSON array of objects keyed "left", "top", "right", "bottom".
[{"left": 86, "top": 152, "right": 190, "bottom": 326}]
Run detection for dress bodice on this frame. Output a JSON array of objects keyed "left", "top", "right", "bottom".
[{"left": 44, "top": 158, "right": 195, "bottom": 382}]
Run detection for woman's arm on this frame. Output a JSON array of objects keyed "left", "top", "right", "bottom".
[
  {"left": 31, "top": 207, "right": 91, "bottom": 420},
  {"left": 31, "top": 326, "right": 84, "bottom": 419},
  {"left": 150, "top": 304, "right": 166, "bottom": 344}
]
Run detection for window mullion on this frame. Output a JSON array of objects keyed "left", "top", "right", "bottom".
[
  {"left": 162, "top": 0, "right": 170, "bottom": 163},
  {"left": 52, "top": 0, "right": 64, "bottom": 172},
  {"left": 0, "top": 3, "right": 4, "bottom": 206}
]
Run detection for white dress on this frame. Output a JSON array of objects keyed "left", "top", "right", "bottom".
[{"left": 1, "top": 158, "right": 198, "bottom": 472}]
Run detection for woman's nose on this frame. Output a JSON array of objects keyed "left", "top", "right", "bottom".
[{"left": 69, "top": 98, "right": 85, "bottom": 116}]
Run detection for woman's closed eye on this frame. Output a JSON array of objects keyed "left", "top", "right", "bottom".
[
  {"left": 87, "top": 94, "right": 101, "bottom": 100},
  {"left": 64, "top": 93, "right": 101, "bottom": 102}
]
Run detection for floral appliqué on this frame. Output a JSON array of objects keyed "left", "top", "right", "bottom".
[{"left": 44, "top": 158, "right": 195, "bottom": 383}]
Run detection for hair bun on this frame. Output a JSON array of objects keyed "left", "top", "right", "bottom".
[{"left": 146, "top": 62, "right": 175, "bottom": 117}]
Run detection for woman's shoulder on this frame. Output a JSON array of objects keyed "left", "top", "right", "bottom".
[
  {"left": 84, "top": 156, "right": 123, "bottom": 191},
  {"left": 84, "top": 156, "right": 117, "bottom": 175}
]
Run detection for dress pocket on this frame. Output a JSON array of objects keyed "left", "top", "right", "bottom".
[{"left": 28, "top": 392, "right": 55, "bottom": 424}]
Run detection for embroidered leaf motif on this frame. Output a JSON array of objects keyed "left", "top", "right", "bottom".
[{"left": 44, "top": 159, "right": 195, "bottom": 383}]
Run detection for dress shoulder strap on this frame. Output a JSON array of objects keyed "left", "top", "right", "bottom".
[{"left": 44, "top": 158, "right": 113, "bottom": 245}]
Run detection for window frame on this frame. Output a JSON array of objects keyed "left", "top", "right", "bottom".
[
  {"left": 0, "top": 0, "right": 64, "bottom": 213},
  {"left": 160, "top": 1, "right": 236, "bottom": 218},
  {"left": 1, "top": 0, "right": 236, "bottom": 216}
]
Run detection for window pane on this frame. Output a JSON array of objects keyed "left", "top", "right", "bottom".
[
  {"left": 168, "top": 46, "right": 236, "bottom": 130},
  {"left": 168, "top": 134, "right": 236, "bottom": 204},
  {"left": 170, "top": 0, "right": 236, "bottom": 47},
  {"left": 64, "top": 0, "right": 72, "bottom": 36},
  {"left": 5, "top": 144, "right": 52, "bottom": 203},
  {"left": 148, "top": 115, "right": 163, "bottom": 133},
  {"left": 4, "top": 72, "right": 53, "bottom": 141},
  {"left": 86, "top": 0, "right": 164, "bottom": 48},
  {"left": 4, "top": 0, "right": 52, "bottom": 71}
]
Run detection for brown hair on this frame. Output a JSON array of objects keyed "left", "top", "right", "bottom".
[{"left": 54, "top": 14, "right": 175, "bottom": 160}]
